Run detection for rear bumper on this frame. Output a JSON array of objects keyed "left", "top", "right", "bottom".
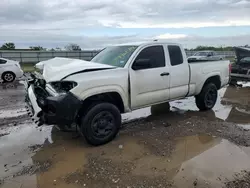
[
  {"left": 26, "top": 79, "right": 82, "bottom": 126},
  {"left": 221, "top": 76, "right": 230, "bottom": 88},
  {"left": 16, "top": 69, "right": 24, "bottom": 78},
  {"left": 230, "top": 73, "right": 250, "bottom": 81}
]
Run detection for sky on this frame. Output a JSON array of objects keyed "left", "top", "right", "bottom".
[{"left": 0, "top": 0, "right": 250, "bottom": 49}]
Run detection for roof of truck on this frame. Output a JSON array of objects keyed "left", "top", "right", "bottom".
[{"left": 113, "top": 40, "right": 181, "bottom": 47}]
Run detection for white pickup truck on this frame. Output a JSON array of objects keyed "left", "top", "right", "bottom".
[{"left": 26, "top": 41, "right": 230, "bottom": 145}]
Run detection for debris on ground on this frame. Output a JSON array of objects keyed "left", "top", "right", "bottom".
[
  {"left": 193, "top": 179, "right": 198, "bottom": 186},
  {"left": 13, "top": 160, "right": 52, "bottom": 177},
  {"left": 224, "top": 171, "right": 250, "bottom": 188}
]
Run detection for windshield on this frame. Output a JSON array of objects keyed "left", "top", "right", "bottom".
[
  {"left": 91, "top": 46, "right": 138, "bottom": 67},
  {"left": 194, "top": 52, "right": 209, "bottom": 56}
]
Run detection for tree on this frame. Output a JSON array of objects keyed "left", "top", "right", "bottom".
[
  {"left": 1, "top": 43, "right": 15, "bottom": 50},
  {"left": 55, "top": 47, "right": 62, "bottom": 51},
  {"left": 65, "top": 43, "right": 81, "bottom": 51},
  {"left": 189, "top": 45, "right": 234, "bottom": 51},
  {"left": 29, "top": 46, "right": 46, "bottom": 51}
]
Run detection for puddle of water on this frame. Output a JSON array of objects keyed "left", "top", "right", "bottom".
[
  {"left": 237, "top": 81, "right": 250, "bottom": 88},
  {"left": 122, "top": 86, "right": 250, "bottom": 129},
  {"left": 173, "top": 137, "right": 250, "bottom": 188},
  {"left": 1, "top": 133, "right": 250, "bottom": 188},
  {"left": 0, "top": 81, "right": 24, "bottom": 91},
  {"left": 0, "top": 108, "right": 27, "bottom": 119},
  {"left": 1, "top": 82, "right": 250, "bottom": 187},
  {"left": 0, "top": 123, "right": 52, "bottom": 179},
  {"left": 122, "top": 107, "right": 151, "bottom": 122},
  {"left": 122, "top": 87, "right": 233, "bottom": 123}
]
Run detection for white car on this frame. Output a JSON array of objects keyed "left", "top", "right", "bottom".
[
  {"left": 188, "top": 51, "right": 224, "bottom": 62},
  {"left": 27, "top": 41, "right": 230, "bottom": 146},
  {"left": 0, "top": 58, "right": 23, "bottom": 82}
]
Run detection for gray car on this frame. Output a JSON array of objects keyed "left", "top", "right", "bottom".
[{"left": 188, "top": 51, "right": 224, "bottom": 62}]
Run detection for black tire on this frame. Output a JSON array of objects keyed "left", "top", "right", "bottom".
[
  {"left": 2, "top": 72, "right": 16, "bottom": 83},
  {"left": 80, "top": 102, "right": 121, "bottom": 146},
  {"left": 195, "top": 83, "right": 218, "bottom": 111}
]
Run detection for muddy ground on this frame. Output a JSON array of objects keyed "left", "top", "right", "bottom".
[{"left": 0, "top": 81, "right": 250, "bottom": 188}]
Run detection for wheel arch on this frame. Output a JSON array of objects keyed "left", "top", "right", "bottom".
[{"left": 196, "top": 74, "right": 221, "bottom": 95}]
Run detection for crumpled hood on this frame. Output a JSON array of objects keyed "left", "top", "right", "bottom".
[{"left": 40, "top": 57, "right": 115, "bottom": 82}]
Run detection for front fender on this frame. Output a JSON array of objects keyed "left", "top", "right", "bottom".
[{"left": 71, "top": 85, "right": 130, "bottom": 112}]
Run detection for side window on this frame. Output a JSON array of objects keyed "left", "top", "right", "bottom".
[
  {"left": 134, "top": 45, "right": 165, "bottom": 69},
  {"left": 168, "top": 45, "right": 183, "bottom": 66},
  {"left": 0, "top": 59, "right": 7, "bottom": 64}
]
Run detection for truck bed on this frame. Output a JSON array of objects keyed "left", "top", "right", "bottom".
[{"left": 188, "top": 60, "right": 230, "bottom": 96}]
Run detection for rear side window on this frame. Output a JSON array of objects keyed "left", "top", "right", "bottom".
[
  {"left": 135, "top": 45, "right": 165, "bottom": 68},
  {"left": 0, "top": 59, "right": 7, "bottom": 64},
  {"left": 168, "top": 45, "right": 183, "bottom": 66}
]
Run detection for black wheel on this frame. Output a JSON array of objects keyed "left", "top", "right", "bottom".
[
  {"left": 2, "top": 72, "right": 16, "bottom": 83},
  {"left": 80, "top": 103, "right": 121, "bottom": 146},
  {"left": 195, "top": 83, "right": 218, "bottom": 111}
]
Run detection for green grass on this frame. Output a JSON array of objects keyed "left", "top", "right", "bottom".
[
  {"left": 21, "top": 63, "right": 35, "bottom": 72},
  {"left": 226, "top": 57, "right": 236, "bottom": 63}
]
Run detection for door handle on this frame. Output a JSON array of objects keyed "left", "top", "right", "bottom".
[{"left": 160, "top": 72, "right": 170, "bottom": 76}]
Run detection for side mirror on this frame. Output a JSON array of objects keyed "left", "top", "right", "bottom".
[
  {"left": 132, "top": 59, "right": 151, "bottom": 70},
  {"left": 207, "top": 54, "right": 212, "bottom": 57}
]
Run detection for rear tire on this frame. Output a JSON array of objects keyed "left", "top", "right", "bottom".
[
  {"left": 195, "top": 83, "right": 218, "bottom": 111},
  {"left": 80, "top": 102, "right": 121, "bottom": 146},
  {"left": 2, "top": 72, "right": 16, "bottom": 83}
]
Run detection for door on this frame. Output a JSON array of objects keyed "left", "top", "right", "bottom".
[
  {"left": 129, "top": 45, "right": 170, "bottom": 109},
  {"left": 207, "top": 52, "right": 214, "bottom": 60},
  {"left": 167, "top": 45, "right": 190, "bottom": 99}
]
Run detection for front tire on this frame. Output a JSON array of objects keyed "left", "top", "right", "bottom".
[
  {"left": 80, "top": 102, "right": 121, "bottom": 146},
  {"left": 2, "top": 72, "right": 16, "bottom": 83},
  {"left": 195, "top": 83, "right": 218, "bottom": 111}
]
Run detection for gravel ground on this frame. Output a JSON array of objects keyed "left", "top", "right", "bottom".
[
  {"left": 0, "top": 81, "right": 250, "bottom": 188},
  {"left": 224, "top": 171, "right": 250, "bottom": 188}
]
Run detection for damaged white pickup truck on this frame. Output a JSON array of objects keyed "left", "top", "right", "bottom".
[{"left": 26, "top": 41, "right": 230, "bottom": 145}]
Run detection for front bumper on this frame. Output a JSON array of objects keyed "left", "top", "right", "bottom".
[{"left": 25, "top": 75, "right": 82, "bottom": 126}]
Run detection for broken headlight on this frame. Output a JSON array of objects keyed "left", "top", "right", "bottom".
[{"left": 50, "top": 81, "right": 77, "bottom": 93}]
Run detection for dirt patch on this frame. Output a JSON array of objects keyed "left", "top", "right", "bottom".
[
  {"left": 224, "top": 171, "right": 250, "bottom": 188},
  {"left": 63, "top": 156, "right": 174, "bottom": 188},
  {"left": 13, "top": 160, "right": 52, "bottom": 177},
  {"left": 122, "top": 110, "right": 250, "bottom": 148}
]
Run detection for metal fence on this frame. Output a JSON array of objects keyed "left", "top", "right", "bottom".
[
  {"left": 186, "top": 51, "right": 235, "bottom": 58},
  {"left": 0, "top": 50, "right": 235, "bottom": 64},
  {"left": 0, "top": 50, "right": 100, "bottom": 64}
]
